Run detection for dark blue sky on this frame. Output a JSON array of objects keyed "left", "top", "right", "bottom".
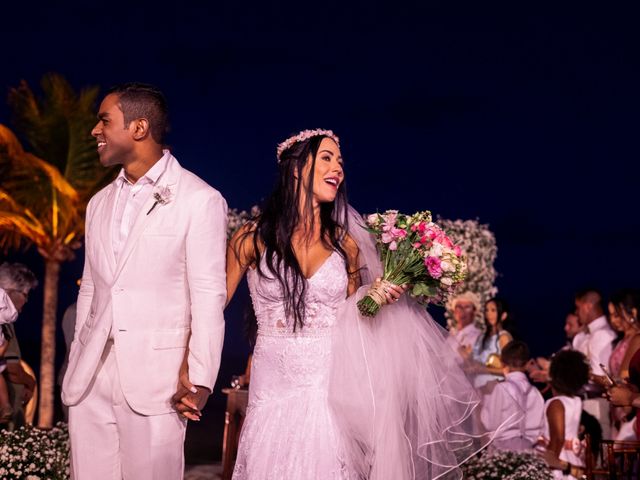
[{"left": 1, "top": 1, "right": 639, "bottom": 386}]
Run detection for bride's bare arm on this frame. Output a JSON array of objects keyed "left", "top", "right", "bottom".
[
  {"left": 343, "top": 234, "right": 362, "bottom": 297},
  {"left": 174, "top": 224, "right": 257, "bottom": 421},
  {"left": 343, "top": 233, "right": 405, "bottom": 304},
  {"left": 226, "top": 223, "right": 257, "bottom": 307}
]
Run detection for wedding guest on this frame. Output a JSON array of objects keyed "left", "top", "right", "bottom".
[
  {"left": 606, "top": 289, "right": 640, "bottom": 382},
  {"left": 603, "top": 289, "right": 640, "bottom": 440},
  {"left": 529, "top": 312, "right": 584, "bottom": 385},
  {"left": 480, "top": 340, "right": 544, "bottom": 451},
  {"left": 572, "top": 288, "right": 616, "bottom": 438},
  {"left": 537, "top": 349, "right": 589, "bottom": 479},
  {"left": 0, "top": 287, "right": 18, "bottom": 423},
  {"left": 0, "top": 262, "right": 38, "bottom": 428},
  {"left": 446, "top": 291, "right": 482, "bottom": 362},
  {"left": 463, "top": 297, "right": 513, "bottom": 387}
]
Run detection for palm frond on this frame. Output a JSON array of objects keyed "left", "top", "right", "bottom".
[
  {"left": 0, "top": 123, "right": 78, "bottom": 200},
  {"left": 0, "top": 124, "right": 26, "bottom": 157},
  {"left": 0, "top": 209, "right": 47, "bottom": 251}
]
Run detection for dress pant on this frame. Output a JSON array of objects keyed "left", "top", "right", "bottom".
[{"left": 69, "top": 341, "right": 187, "bottom": 480}]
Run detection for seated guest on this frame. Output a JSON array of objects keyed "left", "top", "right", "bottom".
[
  {"left": 537, "top": 350, "right": 590, "bottom": 479},
  {"left": 446, "top": 291, "right": 482, "bottom": 363},
  {"left": 480, "top": 340, "right": 544, "bottom": 451},
  {"left": 572, "top": 288, "right": 616, "bottom": 439},
  {"left": 464, "top": 297, "right": 513, "bottom": 387},
  {"left": 528, "top": 312, "right": 583, "bottom": 393},
  {"left": 0, "top": 262, "right": 38, "bottom": 429},
  {"left": 0, "top": 287, "right": 19, "bottom": 423}
]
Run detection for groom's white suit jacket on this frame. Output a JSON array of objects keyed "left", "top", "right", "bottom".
[{"left": 62, "top": 153, "right": 227, "bottom": 415}]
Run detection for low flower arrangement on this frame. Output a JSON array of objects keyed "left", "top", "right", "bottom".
[
  {"left": 0, "top": 422, "right": 70, "bottom": 480},
  {"left": 462, "top": 450, "right": 553, "bottom": 480}
]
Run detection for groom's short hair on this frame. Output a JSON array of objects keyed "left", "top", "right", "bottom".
[{"left": 107, "top": 82, "right": 169, "bottom": 144}]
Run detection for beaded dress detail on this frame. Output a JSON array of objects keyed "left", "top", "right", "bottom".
[{"left": 232, "top": 251, "right": 349, "bottom": 479}]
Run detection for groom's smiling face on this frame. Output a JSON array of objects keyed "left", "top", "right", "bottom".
[{"left": 91, "top": 93, "right": 136, "bottom": 167}]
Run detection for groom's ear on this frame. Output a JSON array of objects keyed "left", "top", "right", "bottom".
[{"left": 131, "top": 118, "right": 151, "bottom": 141}]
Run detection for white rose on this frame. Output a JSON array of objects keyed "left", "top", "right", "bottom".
[
  {"left": 367, "top": 214, "right": 379, "bottom": 225},
  {"left": 440, "top": 260, "right": 453, "bottom": 272},
  {"left": 429, "top": 243, "right": 443, "bottom": 257}
]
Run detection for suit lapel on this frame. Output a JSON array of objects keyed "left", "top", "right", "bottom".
[
  {"left": 99, "top": 182, "right": 119, "bottom": 277},
  {"left": 112, "top": 154, "right": 182, "bottom": 281}
]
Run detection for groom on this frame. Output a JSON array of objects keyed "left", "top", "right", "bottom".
[{"left": 62, "top": 83, "right": 227, "bottom": 479}]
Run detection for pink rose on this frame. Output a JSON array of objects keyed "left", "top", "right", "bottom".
[
  {"left": 425, "top": 256, "right": 443, "bottom": 279},
  {"left": 381, "top": 232, "right": 393, "bottom": 244},
  {"left": 383, "top": 211, "right": 398, "bottom": 228},
  {"left": 389, "top": 241, "right": 398, "bottom": 251},
  {"left": 425, "top": 228, "right": 437, "bottom": 240},
  {"left": 454, "top": 245, "right": 462, "bottom": 257},
  {"left": 391, "top": 227, "right": 407, "bottom": 239}
]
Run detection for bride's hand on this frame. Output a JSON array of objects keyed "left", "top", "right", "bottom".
[{"left": 369, "top": 278, "right": 408, "bottom": 306}]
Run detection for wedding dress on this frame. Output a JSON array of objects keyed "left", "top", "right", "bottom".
[
  {"left": 232, "top": 207, "right": 511, "bottom": 479},
  {"left": 232, "top": 250, "right": 349, "bottom": 479}
]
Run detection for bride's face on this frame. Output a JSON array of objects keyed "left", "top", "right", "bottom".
[{"left": 301, "top": 138, "right": 344, "bottom": 205}]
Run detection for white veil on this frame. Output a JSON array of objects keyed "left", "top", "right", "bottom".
[{"left": 328, "top": 206, "right": 518, "bottom": 479}]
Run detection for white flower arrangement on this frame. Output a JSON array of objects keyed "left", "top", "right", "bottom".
[
  {"left": 462, "top": 450, "right": 553, "bottom": 480},
  {"left": 437, "top": 217, "right": 498, "bottom": 327},
  {"left": 0, "top": 422, "right": 70, "bottom": 479},
  {"left": 227, "top": 205, "right": 261, "bottom": 239}
]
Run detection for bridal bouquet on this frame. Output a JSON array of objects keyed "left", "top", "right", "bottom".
[{"left": 357, "top": 210, "right": 467, "bottom": 317}]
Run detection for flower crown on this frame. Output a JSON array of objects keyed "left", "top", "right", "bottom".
[{"left": 276, "top": 128, "right": 340, "bottom": 163}]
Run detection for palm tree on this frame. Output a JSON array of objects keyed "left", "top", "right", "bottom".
[{"left": 0, "top": 73, "right": 117, "bottom": 427}]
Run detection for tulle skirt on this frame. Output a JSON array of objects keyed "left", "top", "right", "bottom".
[{"left": 329, "top": 289, "right": 515, "bottom": 480}]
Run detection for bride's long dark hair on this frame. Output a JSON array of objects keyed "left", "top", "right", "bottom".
[{"left": 251, "top": 134, "right": 350, "bottom": 331}]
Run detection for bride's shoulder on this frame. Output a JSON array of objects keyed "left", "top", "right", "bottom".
[
  {"left": 229, "top": 220, "right": 261, "bottom": 265},
  {"left": 340, "top": 232, "right": 360, "bottom": 264}
]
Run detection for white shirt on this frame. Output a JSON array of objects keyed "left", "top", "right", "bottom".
[
  {"left": 447, "top": 322, "right": 482, "bottom": 349},
  {"left": 446, "top": 322, "right": 482, "bottom": 364},
  {"left": 480, "top": 371, "right": 545, "bottom": 451},
  {"left": 112, "top": 152, "right": 170, "bottom": 261},
  {"left": 573, "top": 315, "right": 616, "bottom": 376},
  {"left": 571, "top": 331, "right": 589, "bottom": 353},
  {"left": 0, "top": 287, "right": 18, "bottom": 345}
]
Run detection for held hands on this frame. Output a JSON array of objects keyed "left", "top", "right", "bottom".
[
  {"left": 171, "top": 361, "right": 211, "bottom": 421},
  {"left": 367, "top": 278, "right": 407, "bottom": 307}
]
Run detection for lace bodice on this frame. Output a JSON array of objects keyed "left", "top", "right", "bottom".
[{"left": 247, "top": 250, "right": 348, "bottom": 336}]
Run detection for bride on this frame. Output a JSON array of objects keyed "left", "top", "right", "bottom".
[{"left": 179, "top": 129, "right": 503, "bottom": 479}]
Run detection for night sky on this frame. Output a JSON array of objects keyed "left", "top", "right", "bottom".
[{"left": 1, "top": 0, "right": 639, "bottom": 454}]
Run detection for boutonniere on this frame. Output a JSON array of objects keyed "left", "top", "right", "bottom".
[{"left": 146, "top": 185, "right": 173, "bottom": 215}]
